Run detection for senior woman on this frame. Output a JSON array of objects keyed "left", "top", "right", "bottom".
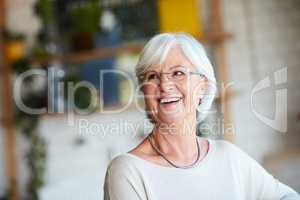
[{"left": 103, "top": 33, "right": 299, "bottom": 200}]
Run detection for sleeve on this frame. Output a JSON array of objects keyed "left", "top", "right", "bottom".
[
  {"left": 103, "top": 157, "right": 146, "bottom": 200},
  {"left": 281, "top": 193, "right": 300, "bottom": 200},
  {"left": 225, "top": 141, "right": 299, "bottom": 200},
  {"left": 248, "top": 158, "right": 299, "bottom": 199}
]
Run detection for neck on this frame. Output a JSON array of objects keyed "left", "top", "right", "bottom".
[{"left": 152, "top": 116, "right": 198, "bottom": 159}]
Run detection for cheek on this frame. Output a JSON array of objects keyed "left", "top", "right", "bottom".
[
  {"left": 143, "top": 88, "right": 158, "bottom": 108},
  {"left": 144, "top": 98, "right": 156, "bottom": 110}
]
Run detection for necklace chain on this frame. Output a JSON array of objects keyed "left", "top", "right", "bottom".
[{"left": 148, "top": 133, "right": 201, "bottom": 169}]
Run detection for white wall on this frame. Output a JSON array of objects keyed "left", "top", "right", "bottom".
[
  {"left": 6, "top": 0, "right": 41, "bottom": 47},
  {"left": 38, "top": 110, "right": 150, "bottom": 200},
  {"left": 222, "top": 0, "right": 300, "bottom": 191},
  {"left": 223, "top": 0, "right": 300, "bottom": 161}
]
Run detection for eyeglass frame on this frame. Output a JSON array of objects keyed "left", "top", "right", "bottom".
[{"left": 138, "top": 66, "right": 206, "bottom": 84}]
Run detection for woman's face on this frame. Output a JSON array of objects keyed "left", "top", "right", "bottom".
[{"left": 141, "top": 46, "right": 207, "bottom": 124}]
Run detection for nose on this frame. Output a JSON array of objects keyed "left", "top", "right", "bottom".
[{"left": 159, "top": 74, "right": 174, "bottom": 93}]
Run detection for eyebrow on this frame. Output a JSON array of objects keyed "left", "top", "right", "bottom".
[
  {"left": 169, "top": 65, "right": 186, "bottom": 69},
  {"left": 145, "top": 65, "right": 187, "bottom": 73}
]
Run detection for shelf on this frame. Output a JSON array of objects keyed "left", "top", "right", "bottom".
[
  {"left": 199, "top": 31, "right": 233, "bottom": 44},
  {"left": 30, "top": 40, "right": 145, "bottom": 65},
  {"left": 29, "top": 31, "right": 233, "bottom": 66}
]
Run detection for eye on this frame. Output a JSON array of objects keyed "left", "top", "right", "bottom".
[
  {"left": 146, "top": 72, "right": 159, "bottom": 81},
  {"left": 172, "top": 70, "right": 186, "bottom": 78}
]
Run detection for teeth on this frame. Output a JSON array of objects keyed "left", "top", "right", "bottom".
[{"left": 160, "top": 97, "right": 181, "bottom": 104}]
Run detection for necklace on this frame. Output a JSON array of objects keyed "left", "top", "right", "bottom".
[{"left": 148, "top": 133, "right": 201, "bottom": 169}]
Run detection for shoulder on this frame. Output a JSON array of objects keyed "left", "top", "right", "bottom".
[
  {"left": 213, "top": 139, "right": 241, "bottom": 151},
  {"left": 104, "top": 155, "right": 149, "bottom": 200},
  {"left": 104, "top": 154, "right": 138, "bottom": 189},
  {"left": 106, "top": 154, "right": 137, "bottom": 175},
  {"left": 212, "top": 139, "right": 269, "bottom": 177},
  {"left": 104, "top": 154, "right": 147, "bottom": 191},
  {"left": 213, "top": 139, "right": 251, "bottom": 158},
  {"left": 211, "top": 139, "right": 258, "bottom": 169}
]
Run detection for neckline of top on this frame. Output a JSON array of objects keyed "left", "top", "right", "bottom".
[{"left": 124, "top": 137, "right": 215, "bottom": 172}]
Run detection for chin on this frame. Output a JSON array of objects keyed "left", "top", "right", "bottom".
[{"left": 156, "top": 112, "right": 184, "bottom": 124}]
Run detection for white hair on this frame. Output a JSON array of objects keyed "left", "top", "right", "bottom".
[{"left": 135, "top": 32, "right": 217, "bottom": 123}]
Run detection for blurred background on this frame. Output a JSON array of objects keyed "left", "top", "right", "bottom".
[{"left": 0, "top": 0, "right": 300, "bottom": 199}]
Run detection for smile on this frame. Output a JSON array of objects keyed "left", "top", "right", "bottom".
[{"left": 159, "top": 97, "right": 182, "bottom": 104}]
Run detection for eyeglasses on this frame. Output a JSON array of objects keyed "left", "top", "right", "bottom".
[{"left": 139, "top": 67, "right": 205, "bottom": 84}]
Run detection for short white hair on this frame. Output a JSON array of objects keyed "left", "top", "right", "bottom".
[{"left": 135, "top": 32, "right": 217, "bottom": 123}]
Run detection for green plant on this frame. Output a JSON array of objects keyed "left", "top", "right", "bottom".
[
  {"left": 3, "top": 31, "right": 25, "bottom": 41},
  {"left": 36, "top": 0, "right": 56, "bottom": 25},
  {"left": 69, "top": 0, "right": 101, "bottom": 33},
  {"left": 63, "top": 74, "right": 94, "bottom": 109},
  {"left": 12, "top": 57, "right": 47, "bottom": 200},
  {"left": 14, "top": 100, "right": 47, "bottom": 200}
]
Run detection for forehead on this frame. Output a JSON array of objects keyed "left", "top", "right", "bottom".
[{"left": 148, "top": 46, "right": 196, "bottom": 71}]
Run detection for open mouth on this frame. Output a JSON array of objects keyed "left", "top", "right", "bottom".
[{"left": 159, "top": 97, "right": 182, "bottom": 104}]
